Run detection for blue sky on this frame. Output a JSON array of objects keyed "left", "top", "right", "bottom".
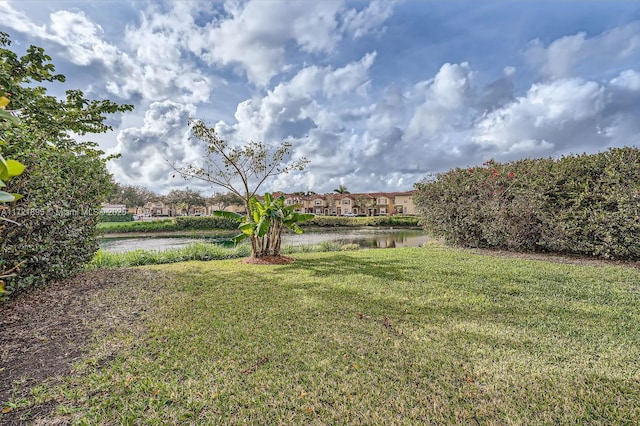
[{"left": 3, "top": 0, "right": 640, "bottom": 195}]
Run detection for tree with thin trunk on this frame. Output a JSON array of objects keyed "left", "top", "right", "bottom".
[
  {"left": 170, "top": 119, "right": 309, "bottom": 258},
  {"left": 171, "top": 119, "right": 308, "bottom": 214},
  {"left": 333, "top": 184, "right": 350, "bottom": 194}
]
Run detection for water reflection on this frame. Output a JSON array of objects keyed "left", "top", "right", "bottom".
[{"left": 100, "top": 229, "right": 430, "bottom": 253}]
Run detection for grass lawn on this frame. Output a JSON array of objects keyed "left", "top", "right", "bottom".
[{"left": 6, "top": 246, "right": 640, "bottom": 424}]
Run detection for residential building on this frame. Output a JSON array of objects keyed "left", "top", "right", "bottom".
[{"left": 126, "top": 191, "right": 416, "bottom": 217}]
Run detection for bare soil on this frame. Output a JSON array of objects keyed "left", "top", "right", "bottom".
[
  {"left": 241, "top": 255, "right": 295, "bottom": 265},
  {"left": 0, "top": 268, "right": 167, "bottom": 424}
]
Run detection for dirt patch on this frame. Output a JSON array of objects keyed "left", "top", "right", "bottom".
[
  {"left": 0, "top": 268, "right": 167, "bottom": 424},
  {"left": 241, "top": 255, "right": 295, "bottom": 265}
]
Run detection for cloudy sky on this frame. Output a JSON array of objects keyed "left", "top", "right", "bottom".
[{"left": 3, "top": 0, "right": 640, "bottom": 195}]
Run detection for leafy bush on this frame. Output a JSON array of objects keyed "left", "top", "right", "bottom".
[
  {"left": 98, "top": 216, "right": 239, "bottom": 233},
  {"left": 174, "top": 216, "right": 238, "bottom": 230},
  {"left": 0, "top": 32, "right": 133, "bottom": 296},
  {"left": 99, "top": 212, "right": 133, "bottom": 222},
  {"left": 304, "top": 215, "right": 419, "bottom": 227},
  {"left": 414, "top": 147, "right": 640, "bottom": 260},
  {"left": 2, "top": 147, "right": 114, "bottom": 294}
]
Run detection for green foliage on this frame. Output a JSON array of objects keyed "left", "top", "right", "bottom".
[
  {"left": 0, "top": 95, "right": 25, "bottom": 296},
  {"left": 304, "top": 215, "right": 419, "bottom": 227},
  {"left": 99, "top": 213, "right": 133, "bottom": 223},
  {"left": 164, "top": 188, "right": 205, "bottom": 215},
  {"left": 98, "top": 217, "right": 239, "bottom": 233},
  {"left": 90, "top": 243, "right": 252, "bottom": 268},
  {"left": 414, "top": 147, "right": 640, "bottom": 260},
  {"left": 174, "top": 216, "right": 238, "bottom": 230},
  {"left": 108, "top": 183, "right": 158, "bottom": 207},
  {"left": 98, "top": 219, "right": 177, "bottom": 233},
  {"left": 0, "top": 32, "right": 133, "bottom": 296},
  {"left": 215, "top": 192, "right": 314, "bottom": 257}
]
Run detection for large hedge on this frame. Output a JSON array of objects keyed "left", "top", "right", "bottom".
[
  {"left": 0, "top": 33, "right": 132, "bottom": 296},
  {"left": 414, "top": 147, "right": 640, "bottom": 260}
]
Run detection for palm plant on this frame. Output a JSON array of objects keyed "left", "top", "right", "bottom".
[
  {"left": 215, "top": 193, "right": 314, "bottom": 258},
  {"left": 333, "top": 184, "right": 349, "bottom": 194}
]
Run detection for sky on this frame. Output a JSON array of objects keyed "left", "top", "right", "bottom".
[{"left": 2, "top": 0, "right": 640, "bottom": 195}]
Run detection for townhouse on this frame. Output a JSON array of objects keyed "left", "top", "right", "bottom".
[
  {"left": 127, "top": 191, "right": 416, "bottom": 217},
  {"left": 280, "top": 191, "right": 416, "bottom": 216}
]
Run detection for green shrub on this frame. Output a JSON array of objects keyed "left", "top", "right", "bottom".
[
  {"left": 99, "top": 212, "right": 133, "bottom": 222},
  {"left": 0, "top": 32, "right": 133, "bottom": 297},
  {"left": 174, "top": 216, "right": 239, "bottom": 230},
  {"left": 414, "top": 147, "right": 640, "bottom": 260},
  {"left": 98, "top": 216, "right": 240, "bottom": 233},
  {"left": 304, "top": 215, "right": 419, "bottom": 227},
  {"left": 1, "top": 147, "right": 114, "bottom": 294}
]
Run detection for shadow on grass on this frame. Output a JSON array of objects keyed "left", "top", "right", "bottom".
[{"left": 278, "top": 253, "right": 415, "bottom": 283}]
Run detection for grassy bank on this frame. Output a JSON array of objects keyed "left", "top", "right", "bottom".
[
  {"left": 14, "top": 247, "right": 640, "bottom": 424},
  {"left": 90, "top": 241, "right": 358, "bottom": 268},
  {"left": 98, "top": 215, "right": 420, "bottom": 233}
]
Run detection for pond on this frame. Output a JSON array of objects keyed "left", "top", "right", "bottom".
[{"left": 99, "top": 228, "right": 432, "bottom": 253}]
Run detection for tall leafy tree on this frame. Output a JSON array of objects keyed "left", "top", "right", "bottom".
[
  {"left": 109, "top": 183, "right": 158, "bottom": 208},
  {"left": 0, "top": 32, "right": 133, "bottom": 295},
  {"left": 164, "top": 188, "right": 206, "bottom": 215},
  {"left": 0, "top": 93, "right": 25, "bottom": 296},
  {"left": 208, "top": 191, "right": 245, "bottom": 210}
]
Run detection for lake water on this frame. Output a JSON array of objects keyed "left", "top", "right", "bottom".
[{"left": 99, "top": 228, "right": 431, "bottom": 253}]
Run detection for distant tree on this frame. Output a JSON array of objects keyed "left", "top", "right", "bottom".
[
  {"left": 109, "top": 183, "right": 158, "bottom": 207},
  {"left": 333, "top": 184, "right": 350, "bottom": 194},
  {"left": 293, "top": 191, "right": 316, "bottom": 197},
  {"left": 208, "top": 191, "right": 244, "bottom": 210},
  {"left": 164, "top": 188, "right": 205, "bottom": 215}
]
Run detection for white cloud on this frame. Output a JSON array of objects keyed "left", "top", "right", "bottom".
[
  {"left": 611, "top": 70, "right": 640, "bottom": 91},
  {"left": 201, "top": 0, "right": 345, "bottom": 86},
  {"left": 223, "top": 52, "right": 377, "bottom": 144},
  {"left": 406, "top": 62, "right": 476, "bottom": 141},
  {"left": 526, "top": 21, "right": 640, "bottom": 79},
  {"left": 473, "top": 78, "right": 607, "bottom": 154},
  {"left": 342, "top": 0, "right": 395, "bottom": 39},
  {"left": 1, "top": 2, "right": 213, "bottom": 104},
  {"left": 109, "top": 101, "right": 203, "bottom": 190}
]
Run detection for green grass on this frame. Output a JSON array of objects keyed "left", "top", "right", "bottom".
[
  {"left": 89, "top": 241, "right": 357, "bottom": 268},
  {"left": 22, "top": 248, "right": 640, "bottom": 423},
  {"left": 90, "top": 242, "right": 253, "bottom": 268}
]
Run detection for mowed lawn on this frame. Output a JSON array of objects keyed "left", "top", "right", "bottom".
[{"left": 29, "top": 247, "right": 640, "bottom": 424}]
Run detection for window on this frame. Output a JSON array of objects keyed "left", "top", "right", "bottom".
[
  {"left": 314, "top": 200, "right": 323, "bottom": 206},
  {"left": 378, "top": 198, "right": 387, "bottom": 205},
  {"left": 286, "top": 199, "right": 293, "bottom": 205},
  {"left": 342, "top": 199, "right": 351, "bottom": 205},
  {"left": 380, "top": 208, "right": 387, "bottom": 214}
]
